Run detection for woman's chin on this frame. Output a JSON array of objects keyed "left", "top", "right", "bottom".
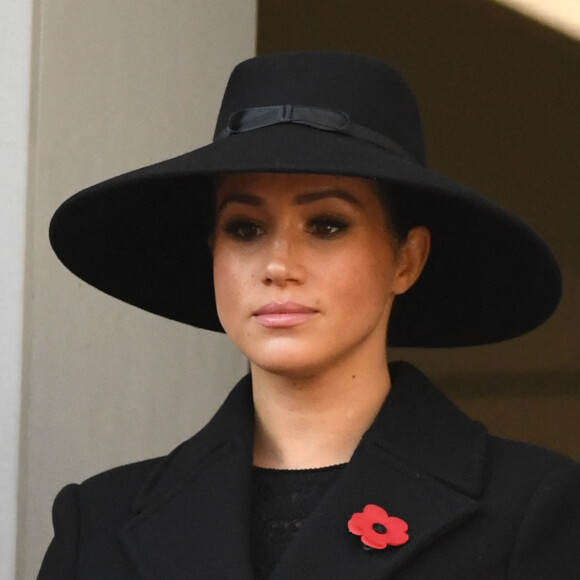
[
  {"left": 249, "top": 356, "right": 315, "bottom": 378},
  {"left": 245, "top": 344, "right": 327, "bottom": 379}
]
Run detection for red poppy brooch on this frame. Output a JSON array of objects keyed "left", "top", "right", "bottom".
[{"left": 348, "top": 504, "right": 409, "bottom": 550}]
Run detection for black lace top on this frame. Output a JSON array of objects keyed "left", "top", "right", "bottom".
[{"left": 251, "top": 463, "right": 347, "bottom": 579}]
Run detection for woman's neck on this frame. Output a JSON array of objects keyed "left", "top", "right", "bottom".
[{"left": 251, "top": 357, "right": 391, "bottom": 470}]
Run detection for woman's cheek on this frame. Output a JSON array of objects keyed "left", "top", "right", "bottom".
[{"left": 214, "top": 249, "right": 253, "bottom": 333}]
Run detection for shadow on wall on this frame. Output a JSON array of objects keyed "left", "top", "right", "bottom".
[{"left": 257, "top": 0, "right": 580, "bottom": 459}]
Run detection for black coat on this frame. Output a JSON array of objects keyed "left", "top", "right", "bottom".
[{"left": 38, "top": 362, "right": 580, "bottom": 579}]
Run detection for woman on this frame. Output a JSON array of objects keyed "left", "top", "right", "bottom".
[{"left": 39, "top": 51, "right": 580, "bottom": 578}]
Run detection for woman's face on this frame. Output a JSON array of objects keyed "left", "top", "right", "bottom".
[{"left": 212, "top": 172, "right": 426, "bottom": 378}]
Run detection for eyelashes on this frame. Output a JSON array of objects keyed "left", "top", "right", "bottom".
[
  {"left": 308, "top": 217, "right": 349, "bottom": 237},
  {"left": 223, "top": 219, "right": 265, "bottom": 240},
  {"left": 221, "top": 216, "right": 350, "bottom": 241}
]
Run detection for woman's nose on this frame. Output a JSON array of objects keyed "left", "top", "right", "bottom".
[{"left": 262, "top": 234, "right": 305, "bottom": 286}]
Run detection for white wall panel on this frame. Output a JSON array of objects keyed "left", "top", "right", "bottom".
[{"left": 0, "top": 1, "right": 34, "bottom": 577}]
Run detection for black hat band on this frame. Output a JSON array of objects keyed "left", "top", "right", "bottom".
[{"left": 214, "top": 105, "right": 414, "bottom": 161}]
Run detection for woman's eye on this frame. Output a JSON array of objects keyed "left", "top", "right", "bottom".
[
  {"left": 223, "top": 220, "right": 264, "bottom": 240},
  {"left": 309, "top": 217, "right": 349, "bottom": 237}
]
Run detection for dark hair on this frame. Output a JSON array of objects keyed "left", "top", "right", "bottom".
[{"left": 375, "top": 180, "right": 420, "bottom": 243}]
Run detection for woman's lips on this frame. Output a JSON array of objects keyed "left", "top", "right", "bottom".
[{"left": 253, "top": 301, "right": 319, "bottom": 328}]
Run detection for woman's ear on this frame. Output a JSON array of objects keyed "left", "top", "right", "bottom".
[{"left": 392, "top": 226, "right": 431, "bottom": 295}]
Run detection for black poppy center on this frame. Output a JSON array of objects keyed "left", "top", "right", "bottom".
[{"left": 372, "top": 523, "right": 387, "bottom": 534}]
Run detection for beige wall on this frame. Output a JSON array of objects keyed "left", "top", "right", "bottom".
[
  {"left": 18, "top": 2, "right": 256, "bottom": 577},
  {"left": 258, "top": 0, "right": 580, "bottom": 457}
]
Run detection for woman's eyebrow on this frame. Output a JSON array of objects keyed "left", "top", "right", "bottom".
[
  {"left": 294, "top": 189, "right": 362, "bottom": 207},
  {"left": 217, "top": 193, "right": 263, "bottom": 212},
  {"left": 217, "top": 188, "right": 362, "bottom": 212}
]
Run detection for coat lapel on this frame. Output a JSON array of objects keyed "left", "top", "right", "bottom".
[
  {"left": 119, "top": 363, "right": 488, "bottom": 579},
  {"left": 270, "top": 434, "right": 480, "bottom": 580},
  {"left": 271, "top": 362, "right": 487, "bottom": 579},
  {"left": 118, "top": 376, "right": 257, "bottom": 580}
]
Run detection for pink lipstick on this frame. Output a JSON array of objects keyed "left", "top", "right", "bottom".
[{"left": 253, "top": 301, "right": 318, "bottom": 328}]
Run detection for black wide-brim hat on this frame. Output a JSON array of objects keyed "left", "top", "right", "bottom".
[{"left": 49, "top": 51, "right": 561, "bottom": 347}]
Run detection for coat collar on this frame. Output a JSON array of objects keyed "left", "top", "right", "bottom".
[
  {"left": 364, "top": 361, "right": 487, "bottom": 497},
  {"left": 119, "top": 362, "right": 487, "bottom": 579}
]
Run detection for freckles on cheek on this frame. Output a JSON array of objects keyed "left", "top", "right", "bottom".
[
  {"left": 213, "top": 252, "right": 254, "bottom": 320},
  {"left": 341, "top": 254, "right": 393, "bottom": 308},
  {"left": 214, "top": 264, "right": 238, "bottom": 300}
]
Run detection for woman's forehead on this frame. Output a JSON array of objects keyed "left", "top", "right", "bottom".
[{"left": 215, "top": 172, "right": 382, "bottom": 204}]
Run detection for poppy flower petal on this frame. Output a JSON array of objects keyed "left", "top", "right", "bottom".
[
  {"left": 347, "top": 513, "right": 367, "bottom": 534},
  {"left": 363, "top": 504, "right": 389, "bottom": 521},
  {"left": 361, "top": 533, "right": 389, "bottom": 550}
]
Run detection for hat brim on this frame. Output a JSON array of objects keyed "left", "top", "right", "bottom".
[{"left": 49, "top": 123, "right": 562, "bottom": 347}]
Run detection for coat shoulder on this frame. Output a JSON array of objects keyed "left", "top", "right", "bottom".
[
  {"left": 485, "top": 437, "right": 580, "bottom": 578},
  {"left": 485, "top": 432, "right": 577, "bottom": 488},
  {"left": 38, "top": 458, "right": 167, "bottom": 579},
  {"left": 73, "top": 455, "right": 168, "bottom": 532}
]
